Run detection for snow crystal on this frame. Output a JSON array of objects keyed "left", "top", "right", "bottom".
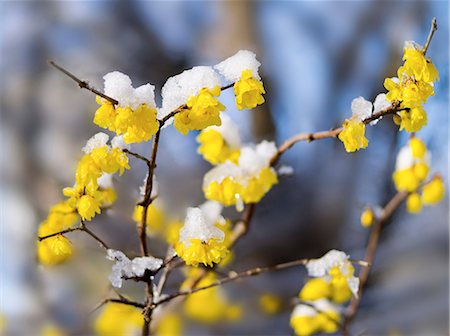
[
  {"left": 178, "top": 207, "right": 225, "bottom": 247},
  {"left": 278, "top": 165, "right": 294, "bottom": 176},
  {"left": 215, "top": 50, "right": 261, "bottom": 82},
  {"left": 106, "top": 249, "right": 163, "bottom": 288},
  {"left": 239, "top": 141, "right": 276, "bottom": 176},
  {"left": 111, "top": 135, "right": 130, "bottom": 151},
  {"left": 206, "top": 113, "right": 241, "bottom": 148},
  {"left": 306, "top": 249, "right": 349, "bottom": 278},
  {"left": 404, "top": 40, "right": 422, "bottom": 51},
  {"left": 199, "top": 200, "right": 225, "bottom": 226},
  {"left": 351, "top": 96, "right": 372, "bottom": 122},
  {"left": 131, "top": 256, "right": 163, "bottom": 277},
  {"left": 370, "top": 93, "right": 391, "bottom": 125},
  {"left": 291, "top": 303, "right": 317, "bottom": 317},
  {"left": 82, "top": 132, "right": 109, "bottom": 154},
  {"left": 103, "top": 71, "right": 156, "bottom": 110},
  {"left": 97, "top": 173, "right": 114, "bottom": 189},
  {"left": 203, "top": 161, "right": 244, "bottom": 187},
  {"left": 158, "top": 66, "right": 221, "bottom": 120}
]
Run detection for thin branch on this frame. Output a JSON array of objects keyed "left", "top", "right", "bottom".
[
  {"left": 80, "top": 220, "right": 110, "bottom": 250},
  {"left": 123, "top": 149, "right": 151, "bottom": 166},
  {"left": 90, "top": 297, "right": 145, "bottom": 314},
  {"left": 48, "top": 60, "right": 118, "bottom": 105},
  {"left": 155, "top": 258, "right": 310, "bottom": 306},
  {"left": 342, "top": 191, "right": 408, "bottom": 332},
  {"left": 422, "top": 17, "right": 437, "bottom": 55}
]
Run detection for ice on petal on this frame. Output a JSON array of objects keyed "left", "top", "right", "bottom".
[
  {"left": 199, "top": 200, "right": 224, "bottom": 226},
  {"left": 131, "top": 256, "right": 163, "bottom": 276},
  {"left": 206, "top": 113, "right": 241, "bottom": 148},
  {"left": 306, "top": 249, "right": 349, "bottom": 277},
  {"left": 82, "top": 132, "right": 109, "bottom": 154},
  {"left": 203, "top": 162, "right": 244, "bottom": 187},
  {"left": 351, "top": 96, "right": 373, "bottom": 122},
  {"left": 111, "top": 135, "right": 130, "bottom": 151},
  {"left": 215, "top": 50, "right": 261, "bottom": 82},
  {"left": 371, "top": 93, "right": 391, "bottom": 125},
  {"left": 291, "top": 303, "right": 317, "bottom": 318}
]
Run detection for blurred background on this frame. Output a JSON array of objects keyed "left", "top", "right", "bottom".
[{"left": 1, "top": 1, "right": 448, "bottom": 335}]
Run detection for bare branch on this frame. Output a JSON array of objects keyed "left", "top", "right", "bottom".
[
  {"left": 48, "top": 60, "right": 118, "bottom": 105},
  {"left": 155, "top": 258, "right": 310, "bottom": 306},
  {"left": 423, "top": 17, "right": 437, "bottom": 55},
  {"left": 123, "top": 149, "right": 151, "bottom": 166}
]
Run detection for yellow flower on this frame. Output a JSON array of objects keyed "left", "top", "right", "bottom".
[
  {"left": 421, "top": 177, "right": 445, "bottom": 205},
  {"left": 338, "top": 119, "right": 368, "bottom": 152},
  {"left": 98, "top": 187, "right": 117, "bottom": 207},
  {"left": 133, "top": 204, "right": 165, "bottom": 234},
  {"left": 164, "top": 220, "right": 183, "bottom": 246},
  {"left": 406, "top": 192, "right": 422, "bottom": 213},
  {"left": 174, "top": 86, "right": 225, "bottom": 135},
  {"left": 182, "top": 271, "right": 241, "bottom": 323},
  {"left": 94, "top": 303, "right": 143, "bottom": 336},
  {"left": 315, "top": 311, "right": 340, "bottom": 333},
  {"left": 409, "top": 137, "right": 427, "bottom": 159},
  {"left": 47, "top": 201, "right": 78, "bottom": 230},
  {"left": 197, "top": 129, "right": 240, "bottom": 165},
  {"left": 398, "top": 107, "right": 427, "bottom": 132},
  {"left": 40, "top": 323, "right": 66, "bottom": 336},
  {"left": 75, "top": 155, "right": 102, "bottom": 187},
  {"left": 299, "top": 278, "right": 331, "bottom": 301},
  {"left": 155, "top": 313, "right": 182, "bottom": 336},
  {"left": 77, "top": 194, "right": 101, "bottom": 221},
  {"left": 175, "top": 238, "right": 229, "bottom": 267},
  {"left": 204, "top": 177, "right": 244, "bottom": 207},
  {"left": 234, "top": 69, "right": 265, "bottom": 110},
  {"left": 393, "top": 168, "right": 422, "bottom": 192},
  {"left": 242, "top": 167, "right": 278, "bottom": 203},
  {"left": 290, "top": 301, "right": 341, "bottom": 336},
  {"left": 360, "top": 208, "right": 374, "bottom": 228},
  {"left": 403, "top": 47, "right": 439, "bottom": 83},
  {"left": 38, "top": 223, "right": 73, "bottom": 266},
  {"left": 259, "top": 293, "right": 282, "bottom": 315},
  {"left": 94, "top": 96, "right": 117, "bottom": 130},
  {"left": 94, "top": 96, "right": 159, "bottom": 144},
  {"left": 290, "top": 315, "right": 319, "bottom": 336}
]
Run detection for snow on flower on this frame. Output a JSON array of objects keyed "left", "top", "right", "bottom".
[
  {"left": 215, "top": 50, "right": 261, "bottom": 82},
  {"left": 351, "top": 96, "right": 372, "bottom": 122}
]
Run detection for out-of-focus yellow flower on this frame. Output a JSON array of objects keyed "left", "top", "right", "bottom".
[
  {"left": 94, "top": 303, "right": 143, "bottom": 336},
  {"left": 234, "top": 69, "right": 265, "bottom": 110},
  {"left": 133, "top": 204, "right": 165, "bottom": 235},
  {"left": 290, "top": 300, "right": 340, "bottom": 336},
  {"left": 164, "top": 220, "right": 183, "bottom": 247},
  {"left": 360, "top": 208, "right": 374, "bottom": 228},
  {"left": 197, "top": 129, "right": 240, "bottom": 165},
  {"left": 182, "top": 271, "right": 241, "bottom": 323},
  {"left": 40, "top": 323, "right": 66, "bottom": 336},
  {"left": 421, "top": 177, "right": 445, "bottom": 205},
  {"left": 37, "top": 223, "right": 73, "bottom": 266},
  {"left": 259, "top": 293, "right": 282, "bottom": 315},
  {"left": 406, "top": 192, "right": 422, "bottom": 213},
  {"left": 155, "top": 313, "right": 182, "bottom": 336},
  {"left": 299, "top": 278, "right": 331, "bottom": 302},
  {"left": 338, "top": 119, "right": 368, "bottom": 152},
  {"left": 174, "top": 86, "right": 225, "bottom": 135}
]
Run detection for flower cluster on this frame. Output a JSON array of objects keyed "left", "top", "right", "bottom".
[
  {"left": 94, "top": 302, "right": 143, "bottom": 336},
  {"left": 175, "top": 201, "right": 229, "bottom": 267},
  {"left": 94, "top": 72, "right": 159, "bottom": 143},
  {"left": 203, "top": 140, "right": 278, "bottom": 210},
  {"left": 392, "top": 137, "right": 444, "bottom": 213},
  {"left": 181, "top": 268, "right": 242, "bottom": 323},
  {"left": 291, "top": 250, "right": 359, "bottom": 335},
  {"left": 384, "top": 41, "right": 439, "bottom": 132}
]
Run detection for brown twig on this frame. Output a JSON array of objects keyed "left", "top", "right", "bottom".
[
  {"left": 48, "top": 60, "right": 118, "bottom": 105},
  {"left": 123, "top": 149, "right": 151, "bottom": 166},
  {"left": 154, "top": 258, "right": 310, "bottom": 306},
  {"left": 422, "top": 17, "right": 437, "bottom": 55},
  {"left": 90, "top": 297, "right": 146, "bottom": 314},
  {"left": 38, "top": 221, "right": 109, "bottom": 250}
]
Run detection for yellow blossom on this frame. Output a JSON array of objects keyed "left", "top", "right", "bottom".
[
  {"left": 393, "top": 168, "right": 422, "bottom": 192},
  {"left": 360, "top": 208, "right": 374, "bottom": 228},
  {"left": 259, "top": 293, "right": 282, "bottom": 315},
  {"left": 175, "top": 238, "right": 229, "bottom": 267},
  {"left": 164, "top": 220, "right": 183, "bottom": 247},
  {"left": 94, "top": 303, "right": 143, "bottom": 336},
  {"left": 37, "top": 223, "right": 73, "bottom": 266},
  {"left": 94, "top": 96, "right": 117, "bottom": 130},
  {"left": 243, "top": 167, "right": 278, "bottom": 203},
  {"left": 406, "top": 192, "right": 422, "bottom": 213},
  {"left": 182, "top": 271, "right": 241, "bottom": 323},
  {"left": 409, "top": 137, "right": 427, "bottom": 159},
  {"left": 40, "top": 323, "right": 66, "bottom": 336},
  {"left": 398, "top": 107, "right": 428, "bottom": 133},
  {"left": 77, "top": 194, "right": 101, "bottom": 221},
  {"left": 133, "top": 204, "right": 165, "bottom": 234},
  {"left": 155, "top": 313, "right": 182, "bottom": 336},
  {"left": 421, "top": 177, "right": 445, "bottom": 205},
  {"left": 204, "top": 177, "right": 244, "bottom": 206},
  {"left": 328, "top": 264, "right": 355, "bottom": 303},
  {"left": 403, "top": 47, "right": 439, "bottom": 82},
  {"left": 174, "top": 86, "right": 225, "bottom": 135},
  {"left": 98, "top": 188, "right": 117, "bottom": 207},
  {"left": 299, "top": 278, "right": 331, "bottom": 301},
  {"left": 338, "top": 119, "right": 368, "bottom": 152},
  {"left": 290, "top": 315, "right": 319, "bottom": 336},
  {"left": 197, "top": 129, "right": 240, "bottom": 165},
  {"left": 234, "top": 69, "right": 265, "bottom": 110}
]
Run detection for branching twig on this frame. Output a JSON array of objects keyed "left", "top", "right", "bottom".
[
  {"left": 90, "top": 297, "right": 145, "bottom": 314},
  {"left": 38, "top": 221, "right": 109, "bottom": 250},
  {"left": 423, "top": 17, "right": 437, "bottom": 55},
  {"left": 123, "top": 149, "right": 151, "bottom": 166},
  {"left": 48, "top": 60, "right": 118, "bottom": 105},
  {"left": 154, "top": 258, "right": 310, "bottom": 306}
]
